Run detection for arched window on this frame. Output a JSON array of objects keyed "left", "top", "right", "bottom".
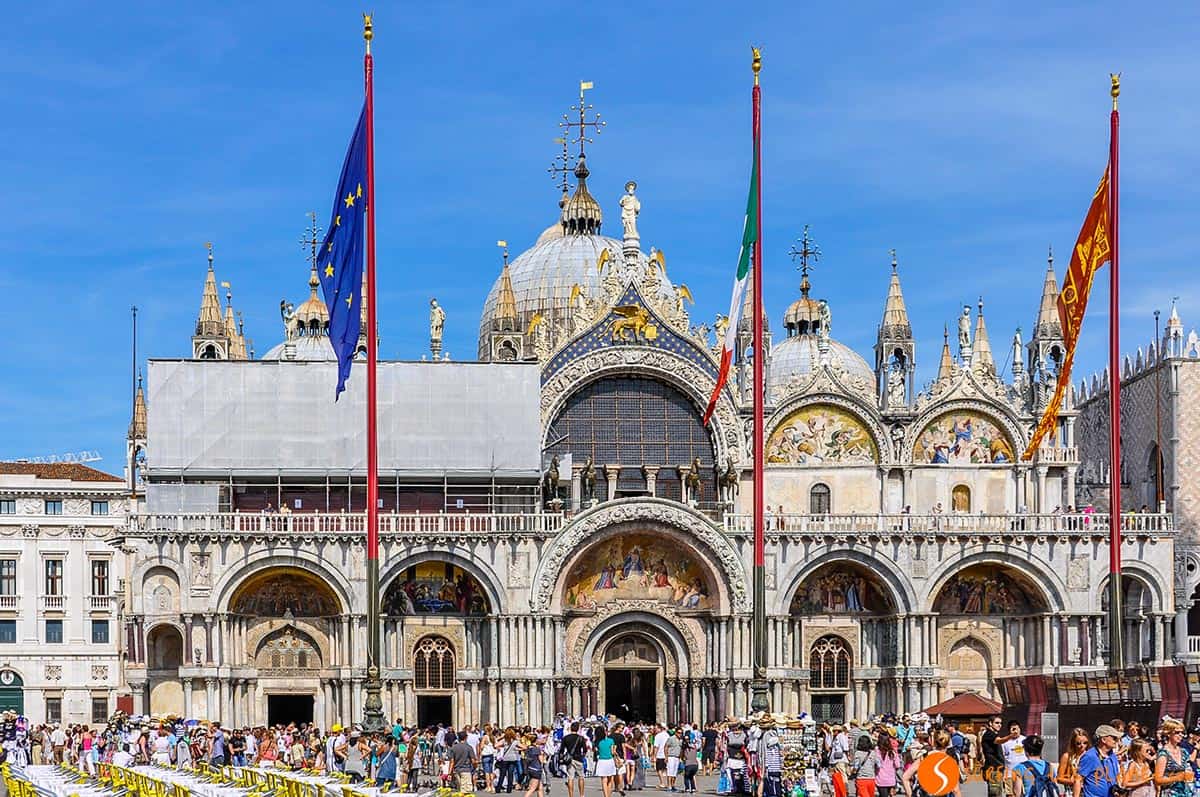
[
  {"left": 809, "top": 635, "right": 851, "bottom": 690},
  {"left": 809, "top": 483, "right": 831, "bottom": 515},
  {"left": 951, "top": 484, "right": 971, "bottom": 513},
  {"left": 413, "top": 635, "right": 456, "bottom": 690},
  {"left": 200, "top": 345, "right": 217, "bottom": 360}
]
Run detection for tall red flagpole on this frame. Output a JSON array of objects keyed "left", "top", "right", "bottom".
[
  {"left": 750, "top": 47, "right": 769, "bottom": 714},
  {"left": 362, "top": 13, "right": 386, "bottom": 731},
  {"left": 1106, "top": 74, "right": 1124, "bottom": 669}
]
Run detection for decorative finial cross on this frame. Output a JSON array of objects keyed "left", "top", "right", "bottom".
[
  {"left": 300, "top": 211, "right": 323, "bottom": 269},
  {"left": 547, "top": 136, "right": 575, "bottom": 195},
  {"left": 560, "top": 80, "right": 605, "bottom": 157},
  {"left": 889, "top": 248, "right": 898, "bottom": 272},
  {"left": 788, "top": 225, "right": 820, "bottom": 296},
  {"left": 205, "top": 242, "right": 214, "bottom": 266}
]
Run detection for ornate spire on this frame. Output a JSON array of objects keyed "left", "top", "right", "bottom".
[
  {"left": 559, "top": 81, "right": 605, "bottom": 236},
  {"left": 938, "top": 325, "right": 954, "bottom": 381},
  {"left": 879, "top": 248, "right": 912, "bottom": 339},
  {"left": 494, "top": 241, "right": 518, "bottom": 331},
  {"left": 128, "top": 372, "right": 147, "bottom": 439},
  {"left": 973, "top": 297, "right": 995, "bottom": 373},
  {"left": 788, "top": 225, "right": 820, "bottom": 299},
  {"left": 1033, "top": 245, "right": 1062, "bottom": 340},
  {"left": 1167, "top": 296, "right": 1183, "bottom": 331},
  {"left": 195, "top": 243, "right": 224, "bottom": 336}
]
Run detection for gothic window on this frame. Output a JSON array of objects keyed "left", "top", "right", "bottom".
[
  {"left": 951, "top": 484, "right": 971, "bottom": 513},
  {"left": 414, "top": 635, "right": 456, "bottom": 691},
  {"left": 810, "top": 635, "right": 851, "bottom": 690},
  {"left": 809, "top": 484, "right": 831, "bottom": 515},
  {"left": 200, "top": 345, "right": 217, "bottom": 360},
  {"left": 546, "top": 377, "right": 715, "bottom": 503}
]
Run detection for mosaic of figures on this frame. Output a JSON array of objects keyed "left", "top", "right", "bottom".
[
  {"left": 766, "top": 404, "right": 877, "bottom": 465},
  {"left": 932, "top": 565, "right": 1044, "bottom": 614},
  {"left": 231, "top": 570, "right": 340, "bottom": 617},
  {"left": 383, "top": 562, "right": 490, "bottom": 615},
  {"left": 913, "top": 411, "right": 1015, "bottom": 465},
  {"left": 563, "top": 533, "right": 715, "bottom": 611},
  {"left": 789, "top": 563, "right": 893, "bottom": 614}
]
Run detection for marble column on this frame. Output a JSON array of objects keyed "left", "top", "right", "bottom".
[
  {"left": 666, "top": 680, "right": 677, "bottom": 724},
  {"left": 605, "top": 465, "right": 621, "bottom": 501},
  {"left": 205, "top": 677, "right": 217, "bottom": 717},
  {"left": 203, "top": 614, "right": 215, "bottom": 664},
  {"left": 183, "top": 678, "right": 194, "bottom": 717},
  {"left": 643, "top": 466, "right": 660, "bottom": 498},
  {"left": 1175, "top": 597, "right": 1190, "bottom": 658}
]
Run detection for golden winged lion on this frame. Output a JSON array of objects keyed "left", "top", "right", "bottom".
[{"left": 610, "top": 304, "right": 653, "bottom": 341}]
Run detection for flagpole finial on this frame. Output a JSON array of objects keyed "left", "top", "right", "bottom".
[
  {"left": 363, "top": 12, "right": 374, "bottom": 54},
  {"left": 1110, "top": 72, "right": 1120, "bottom": 110},
  {"left": 751, "top": 46, "right": 762, "bottom": 85}
]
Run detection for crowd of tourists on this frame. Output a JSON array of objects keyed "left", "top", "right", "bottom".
[{"left": 7, "top": 710, "right": 1200, "bottom": 797}]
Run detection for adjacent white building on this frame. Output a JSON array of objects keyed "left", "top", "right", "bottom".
[{"left": 0, "top": 463, "right": 127, "bottom": 724}]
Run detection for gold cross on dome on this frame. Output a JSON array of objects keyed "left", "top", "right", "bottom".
[{"left": 560, "top": 80, "right": 606, "bottom": 157}]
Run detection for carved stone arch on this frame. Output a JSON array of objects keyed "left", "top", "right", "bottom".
[
  {"left": 252, "top": 623, "right": 325, "bottom": 673},
  {"left": 904, "top": 399, "right": 1027, "bottom": 465},
  {"left": 131, "top": 556, "right": 186, "bottom": 615},
  {"left": 1096, "top": 566, "right": 1163, "bottom": 614},
  {"left": 573, "top": 606, "right": 700, "bottom": 679},
  {"left": 379, "top": 549, "right": 505, "bottom": 615},
  {"left": 923, "top": 551, "right": 1065, "bottom": 614},
  {"left": 776, "top": 549, "right": 917, "bottom": 615},
  {"left": 244, "top": 618, "right": 332, "bottom": 669},
  {"left": 539, "top": 347, "right": 743, "bottom": 468},
  {"left": 213, "top": 552, "right": 354, "bottom": 615},
  {"left": 530, "top": 497, "right": 748, "bottom": 613},
  {"left": 588, "top": 624, "right": 672, "bottom": 680},
  {"left": 765, "top": 393, "right": 892, "bottom": 466},
  {"left": 1175, "top": 548, "right": 1200, "bottom": 605}
]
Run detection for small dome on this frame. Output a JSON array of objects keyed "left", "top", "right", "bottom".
[
  {"left": 784, "top": 296, "right": 822, "bottom": 333},
  {"left": 295, "top": 267, "right": 330, "bottom": 328},
  {"left": 261, "top": 335, "right": 337, "bottom": 362},
  {"left": 770, "top": 335, "right": 874, "bottom": 395}
]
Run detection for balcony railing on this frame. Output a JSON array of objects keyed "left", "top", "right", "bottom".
[
  {"left": 1189, "top": 636, "right": 1200, "bottom": 655},
  {"left": 88, "top": 595, "right": 113, "bottom": 612},
  {"left": 1034, "top": 446, "right": 1079, "bottom": 464},
  {"left": 131, "top": 511, "right": 566, "bottom": 537},
  {"left": 723, "top": 512, "right": 1173, "bottom": 535},
  {"left": 0, "top": 596, "right": 16, "bottom": 610},
  {"left": 40, "top": 595, "right": 65, "bottom": 611}
]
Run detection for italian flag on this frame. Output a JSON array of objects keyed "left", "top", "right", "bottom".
[{"left": 703, "top": 144, "right": 759, "bottom": 426}]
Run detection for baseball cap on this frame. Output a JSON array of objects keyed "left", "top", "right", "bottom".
[{"left": 1094, "top": 724, "right": 1120, "bottom": 739}]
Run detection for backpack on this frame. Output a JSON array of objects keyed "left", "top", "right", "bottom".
[
  {"left": 1019, "top": 760, "right": 1056, "bottom": 797},
  {"left": 557, "top": 735, "right": 583, "bottom": 769}
]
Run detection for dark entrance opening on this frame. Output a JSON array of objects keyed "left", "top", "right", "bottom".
[
  {"left": 267, "top": 693, "right": 314, "bottom": 726},
  {"left": 417, "top": 695, "right": 453, "bottom": 728},
  {"left": 605, "top": 669, "right": 656, "bottom": 724}
]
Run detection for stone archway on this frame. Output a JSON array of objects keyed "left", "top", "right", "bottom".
[
  {"left": 943, "top": 635, "right": 994, "bottom": 697},
  {"left": 146, "top": 624, "right": 184, "bottom": 716},
  {"left": 532, "top": 498, "right": 747, "bottom": 613}
]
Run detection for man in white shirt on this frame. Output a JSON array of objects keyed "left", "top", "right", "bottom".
[
  {"left": 653, "top": 726, "right": 669, "bottom": 788},
  {"left": 466, "top": 726, "right": 481, "bottom": 753},
  {"left": 244, "top": 728, "right": 258, "bottom": 763},
  {"left": 1001, "top": 721, "right": 1027, "bottom": 777},
  {"left": 50, "top": 725, "right": 67, "bottom": 763}
]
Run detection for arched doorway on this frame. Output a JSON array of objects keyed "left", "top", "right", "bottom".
[
  {"left": 147, "top": 624, "right": 184, "bottom": 715},
  {"left": 945, "top": 636, "right": 993, "bottom": 696},
  {"left": 412, "top": 635, "right": 457, "bottom": 728},
  {"left": 809, "top": 635, "right": 852, "bottom": 723},
  {"left": 0, "top": 669, "right": 24, "bottom": 714},
  {"left": 932, "top": 563, "right": 1050, "bottom": 672},
  {"left": 1100, "top": 574, "right": 1156, "bottom": 664},
  {"left": 230, "top": 567, "right": 341, "bottom": 725},
  {"left": 602, "top": 632, "right": 663, "bottom": 723}
]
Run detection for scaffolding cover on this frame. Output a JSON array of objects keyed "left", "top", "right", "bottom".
[{"left": 146, "top": 360, "right": 542, "bottom": 476}]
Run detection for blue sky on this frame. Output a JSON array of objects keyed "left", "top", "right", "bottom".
[{"left": 2, "top": 1, "right": 1198, "bottom": 472}]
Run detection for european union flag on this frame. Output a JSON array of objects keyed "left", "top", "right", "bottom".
[{"left": 317, "top": 105, "right": 369, "bottom": 398}]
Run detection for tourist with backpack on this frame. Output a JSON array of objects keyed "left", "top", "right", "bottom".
[{"left": 1010, "top": 735, "right": 1056, "bottom": 797}]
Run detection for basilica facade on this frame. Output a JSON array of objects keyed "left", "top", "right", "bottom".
[{"left": 114, "top": 115, "right": 1190, "bottom": 731}]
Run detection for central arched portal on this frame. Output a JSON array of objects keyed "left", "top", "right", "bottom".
[{"left": 601, "top": 630, "right": 666, "bottom": 724}]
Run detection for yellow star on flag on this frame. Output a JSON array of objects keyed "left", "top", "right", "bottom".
[
  {"left": 345, "top": 293, "right": 353, "bottom": 307},
  {"left": 327, "top": 241, "right": 333, "bottom": 253},
  {"left": 335, "top": 214, "right": 341, "bottom": 226},
  {"left": 356, "top": 184, "right": 363, "bottom": 199},
  {"left": 344, "top": 192, "right": 356, "bottom": 208},
  {"left": 324, "top": 264, "right": 334, "bottom": 278}
]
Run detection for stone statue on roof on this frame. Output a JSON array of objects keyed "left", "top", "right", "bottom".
[
  {"left": 430, "top": 298, "right": 446, "bottom": 343},
  {"left": 619, "top": 181, "right": 640, "bottom": 240}
]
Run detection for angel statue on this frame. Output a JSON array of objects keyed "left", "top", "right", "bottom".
[
  {"left": 429, "top": 298, "right": 446, "bottom": 343},
  {"left": 528, "top": 313, "right": 553, "bottom": 361},
  {"left": 672, "top": 284, "right": 694, "bottom": 329},
  {"left": 816, "top": 299, "right": 832, "bottom": 340},
  {"left": 713, "top": 314, "right": 730, "bottom": 348},
  {"left": 280, "top": 300, "right": 298, "bottom": 340},
  {"left": 958, "top": 305, "right": 972, "bottom": 352},
  {"left": 619, "top": 181, "right": 641, "bottom": 240}
]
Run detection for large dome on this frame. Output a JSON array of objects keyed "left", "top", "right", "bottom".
[
  {"left": 769, "top": 334, "right": 874, "bottom": 396},
  {"left": 262, "top": 334, "right": 337, "bottom": 362}
]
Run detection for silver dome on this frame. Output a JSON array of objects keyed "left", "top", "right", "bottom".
[
  {"left": 769, "top": 334, "right": 874, "bottom": 396},
  {"left": 477, "top": 233, "right": 673, "bottom": 358},
  {"left": 262, "top": 335, "right": 337, "bottom": 362}
]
